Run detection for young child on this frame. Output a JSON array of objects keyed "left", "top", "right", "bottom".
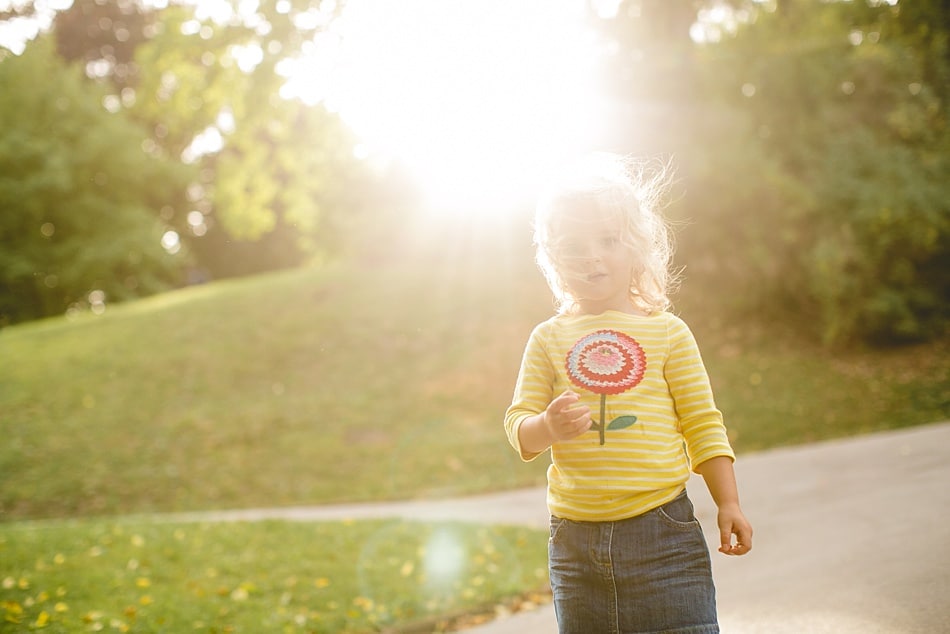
[{"left": 505, "top": 153, "right": 752, "bottom": 633}]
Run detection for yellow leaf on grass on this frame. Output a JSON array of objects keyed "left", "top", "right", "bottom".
[
  {"left": 82, "top": 611, "right": 104, "bottom": 623},
  {"left": 314, "top": 578, "right": 330, "bottom": 589},
  {"left": 3, "top": 601, "right": 24, "bottom": 616}
]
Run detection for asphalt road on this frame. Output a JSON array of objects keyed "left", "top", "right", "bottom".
[{"left": 465, "top": 421, "right": 950, "bottom": 634}]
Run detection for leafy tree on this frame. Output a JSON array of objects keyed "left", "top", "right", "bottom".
[
  {"left": 130, "top": 2, "right": 380, "bottom": 276},
  {"left": 0, "top": 39, "right": 192, "bottom": 325},
  {"left": 44, "top": 0, "right": 385, "bottom": 279},
  {"left": 50, "top": 0, "right": 155, "bottom": 89},
  {"left": 681, "top": 0, "right": 950, "bottom": 343},
  {"left": 191, "top": 97, "right": 376, "bottom": 277}
]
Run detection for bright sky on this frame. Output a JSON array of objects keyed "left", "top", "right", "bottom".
[
  {"left": 282, "top": 0, "right": 614, "bottom": 214},
  {"left": 0, "top": 0, "right": 68, "bottom": 53},
  {"left": 2, "top": 0, "right": 618, "bottom": 215}
]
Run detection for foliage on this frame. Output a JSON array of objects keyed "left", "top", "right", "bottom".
[
  {"left": 683, "top": 0, "right": 950, "bottom": 343},
  {"left": 0, "top": 0, "right": 405, "bottom": 310},
  {"left": 56, "top": 0, "right": 386, "bottom": 279},
  {"left": 1, "top": 243, "right": 947, "bottom": 522},
  {"left": 0, "top": 518, "right": 548, "bottom": 632},
  {"left": 6, "top": 0, "right": 944, "bottom": 341},
  {"left": 0, "top": 39, "right": 192, "bottom": 326},
  {"left": 196, "top": 86, "right": 374, "bottom": 276},
  {"left": 50, "top": 0, "right": 155, "bottom": 89},
  {"left": 584, "top": 0, "right": 950, "bottom": 344}
]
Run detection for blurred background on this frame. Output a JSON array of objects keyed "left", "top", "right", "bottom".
[
  {"left": 1, "top": 1, "right": 948, "bottom": 630},
  {"left": 2, "top": 0, "right": 947, "bottom": 344},
  {"left": 3, "top": 0, "right": 950, "bottom": 536}
]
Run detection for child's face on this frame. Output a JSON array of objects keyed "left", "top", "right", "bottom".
[{"left": 551, "top": 208, "right": 636, "bottom": 314}]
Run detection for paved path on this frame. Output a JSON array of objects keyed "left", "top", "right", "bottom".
[
  {"left": 465, "top": 422, "right": 950, "bottom": 634},
  {"left": 171, "top": 422, "right": 950, "bottom": 633}
]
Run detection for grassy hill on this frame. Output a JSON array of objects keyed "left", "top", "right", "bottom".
[{"left": 2, "top": 217, "right": 948, "bottom": 522}]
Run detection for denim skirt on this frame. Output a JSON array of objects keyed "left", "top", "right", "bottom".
[{"left": 548, "top": 490, "right": 718, "bottom": 634}]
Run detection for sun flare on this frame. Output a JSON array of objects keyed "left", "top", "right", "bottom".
[{"left": 283, "top": 0, "right": 611, "bottom": 215}]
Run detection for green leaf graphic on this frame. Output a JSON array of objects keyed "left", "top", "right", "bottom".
[{"left": 607, "top": 415, "right": 638, "bottom": 430}]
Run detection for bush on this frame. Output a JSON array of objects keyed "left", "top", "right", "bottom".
[
  {"left": 682, "top": 0, "right": 950, "bottom": 344},
  {"left": 0, "top": 40, "right": 192, "bottom": 325}
]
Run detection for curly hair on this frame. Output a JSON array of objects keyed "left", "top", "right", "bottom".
[{"left": 533, "top": 153, "right": 679, "bottom": 314}]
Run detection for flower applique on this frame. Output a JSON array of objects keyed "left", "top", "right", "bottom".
[{"left": 565, "top": 329, "right": 646, "bottom": 445}]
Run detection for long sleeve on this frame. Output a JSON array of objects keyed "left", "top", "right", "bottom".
[
  {"left": 504, "top": 322, "right": 556, "bottom": 461},
  {"left": 665, "top": 317, "right": 735, "bottom": 471}
]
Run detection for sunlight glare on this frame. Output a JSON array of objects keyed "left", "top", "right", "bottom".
[
  {"left": 160, "top": 230, "right": 181, "bottom": 254},
  {"left": 283, "top": 0, "right": 609, "bottom": 215},
  {"left": 423, "top": 528, "right": 466, "bottom": 590}
]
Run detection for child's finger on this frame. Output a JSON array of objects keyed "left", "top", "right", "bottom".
[
  {"left": 565, "top": 403, "right": 590, "bottom": 419},
  {"left": 719, "top": 529, "right": 733, "bottom": 554},
  {"left": 551, "top": 390, "right": 579, "bottom": 412},
  {"left": 734, "top": 525, "right": 753, "bottom": 554},
  {"left": 718, "top": 524, "right": 752, "bottom": 556}
]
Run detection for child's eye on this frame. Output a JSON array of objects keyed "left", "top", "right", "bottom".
[
  {"left": 559, "top": 242, "right": 583, "bottom": 257},
  {"left": 553, "top": 235, "right": 620, "bottom": 260}
]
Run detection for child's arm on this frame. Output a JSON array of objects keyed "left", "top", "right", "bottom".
[
  {"left": 517, "top": 390, "right": 592, "bottom": 454},
  {"left": 695, "top": 456, "right": 753, "bottom": 556},
  {"left": 506, "top": 323, "right": 591, "bottom": 458}
]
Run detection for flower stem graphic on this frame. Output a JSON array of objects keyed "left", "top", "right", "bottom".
[{"left": 594, "top": 393, "right": 606, "bottom": 445}]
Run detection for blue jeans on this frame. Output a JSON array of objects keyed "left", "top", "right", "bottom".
[{"left": 548, "top": 490, "right": 719, "bottom": 633}]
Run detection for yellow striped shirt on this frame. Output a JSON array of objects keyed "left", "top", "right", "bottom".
[{"left": 505, "top": 310, "right": 734, "bottom": 522}]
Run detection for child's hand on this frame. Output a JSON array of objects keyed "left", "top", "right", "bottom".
[
  {"left": 716, "top": 503, "right": 753, "bottom": 556},
  {"left": 543, "top": 390, "right": 592, "bottom": 442}
]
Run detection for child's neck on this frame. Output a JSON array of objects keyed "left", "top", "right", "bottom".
[{"left": 576, "top": 299, "right": 649, "bottom": 316}]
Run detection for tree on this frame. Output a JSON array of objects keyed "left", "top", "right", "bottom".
[
  {"left": 0, "top": 39, "right": 193, "bottom": 325},
  {"left": 681, "top": 0, "right": 950, "bottom": 343},
  {"left": 45, "top": 0, "right": 384, "bottom": 279},
  {"left": 50, "top": 0, "right": 155, "bottom": 89}
]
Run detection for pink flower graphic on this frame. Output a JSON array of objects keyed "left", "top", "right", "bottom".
[{"left": 565, "top": 330, "right": 646, "bottom": 444}]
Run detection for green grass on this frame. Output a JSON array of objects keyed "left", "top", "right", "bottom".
[
  {"left": 0, "top": 518, "right": 548, "bottom": 633},
  {"left": 1, "top": 226, "right": 551, "bottom": 521},
  {"left": 2, "top": 217, "right": 948, "bottom": 521},
  {"left": 680, "top": 308, "right": 950, "bottom": 452}
]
